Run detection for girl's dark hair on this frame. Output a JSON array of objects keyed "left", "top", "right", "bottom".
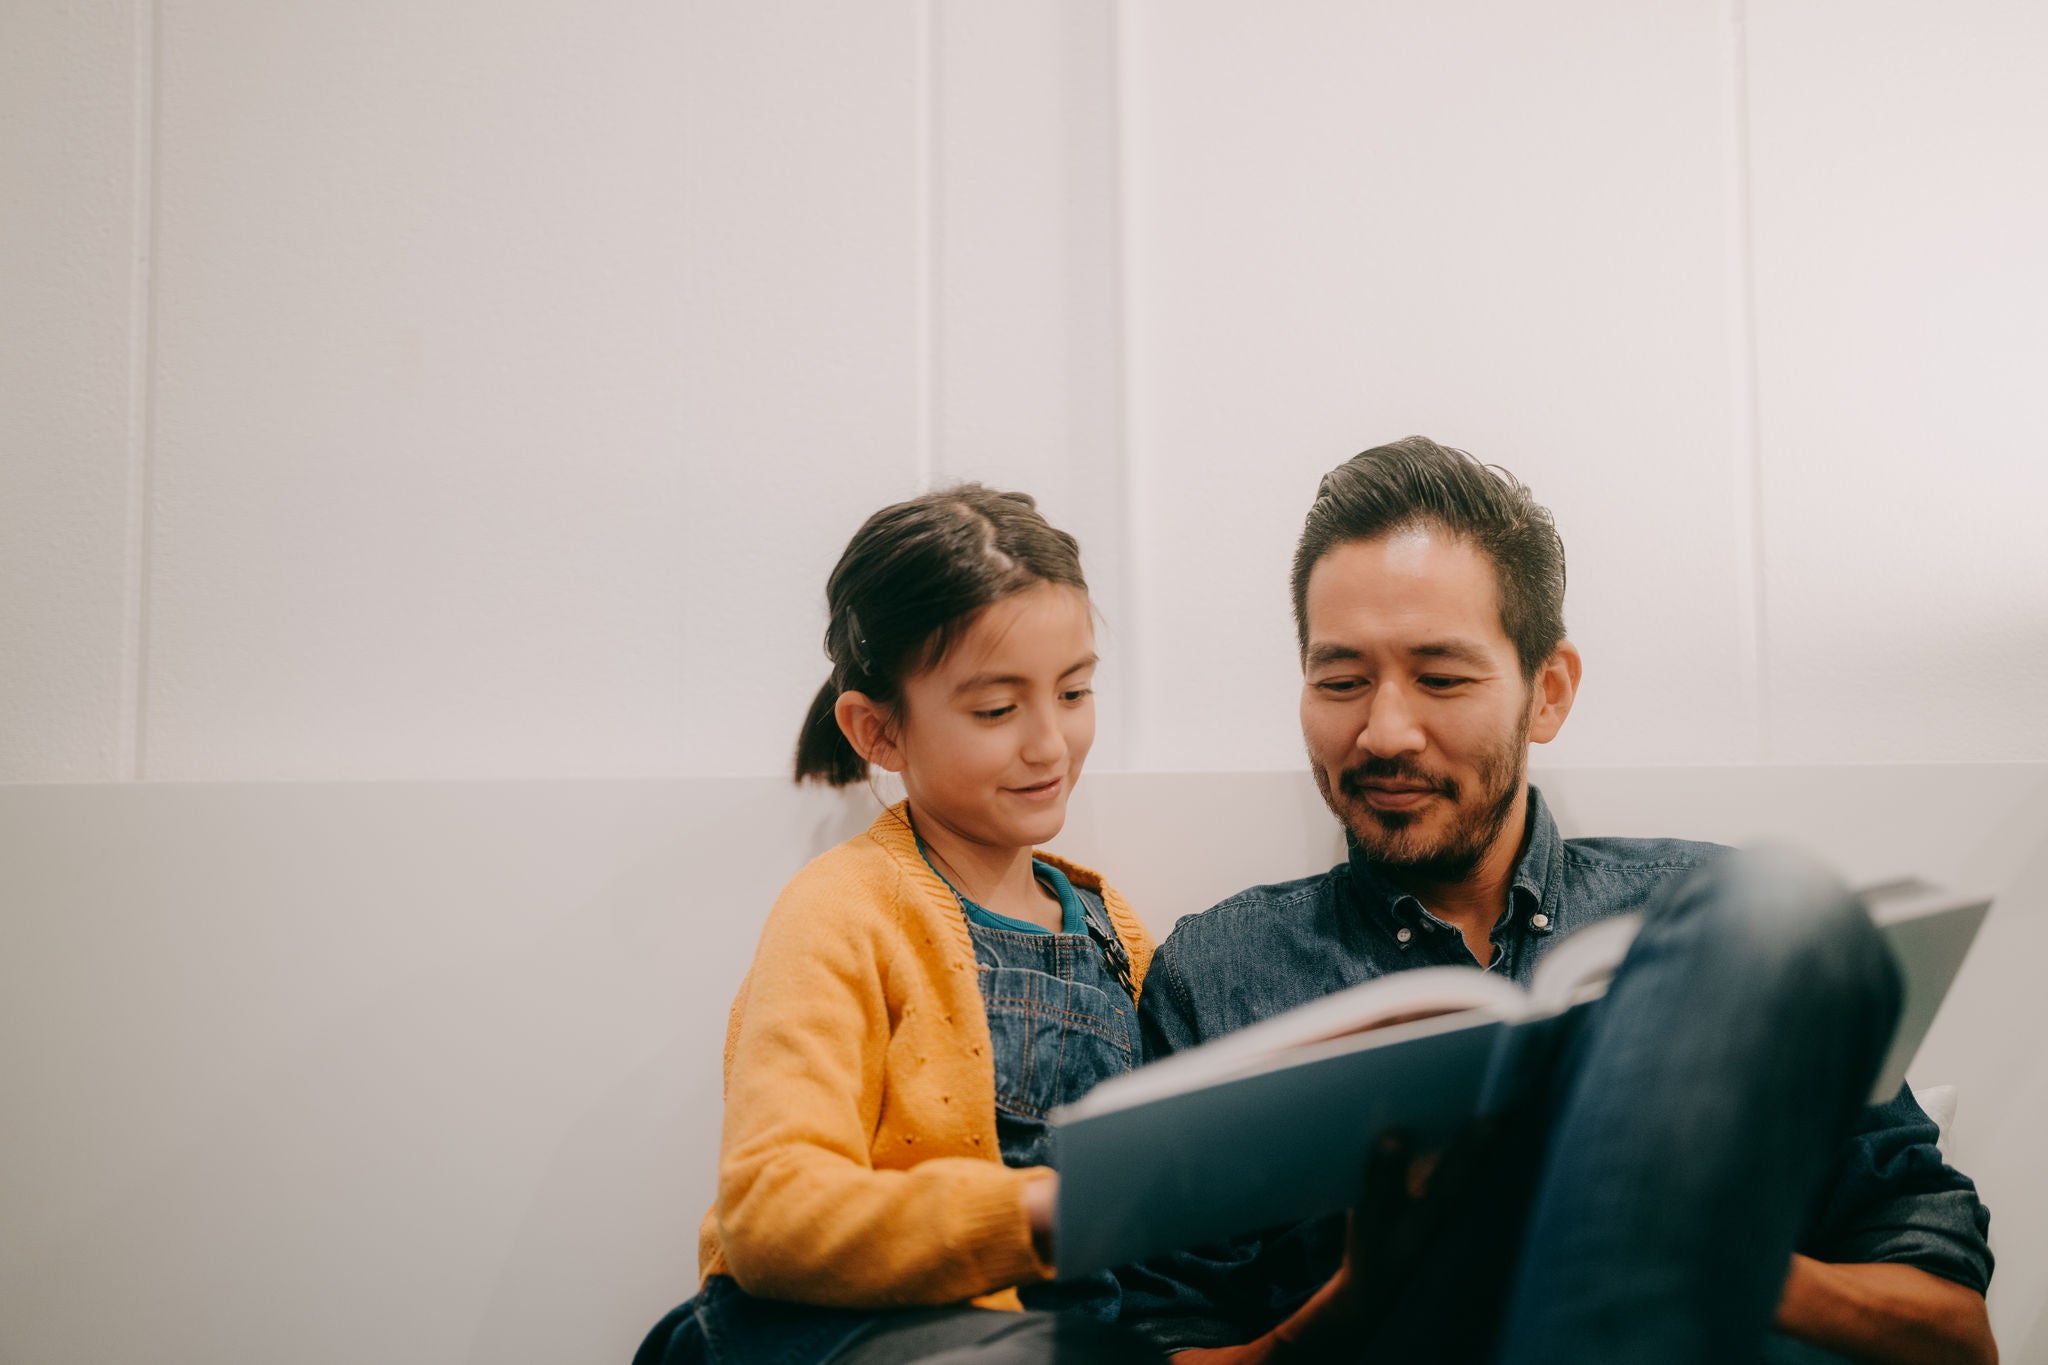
[
  {"left": 794, "top": 484, "right": 1089, "bottom": 786},
  {"left": 1291, "top": 436, "right": 1567, "bottom": 680}
]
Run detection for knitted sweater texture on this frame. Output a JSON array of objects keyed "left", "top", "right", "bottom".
[{"left": 697, "top": 802, "right": 1156, "bottom": 1310}]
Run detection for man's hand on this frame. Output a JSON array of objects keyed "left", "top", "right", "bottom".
[
  {"left": 1776, "top": 1254, "right": 1996, "bottom": 1365},
  {"left": 1175, "top": 1125, "right": 1490, "bottom": 1364}
]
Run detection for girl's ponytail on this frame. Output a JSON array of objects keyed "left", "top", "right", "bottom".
[
  {"left": 791, "top": 483, "right": 1088, "bottom": 789},
  {"left": 792, "top": 676, "right": 867, "bottom": 787}
]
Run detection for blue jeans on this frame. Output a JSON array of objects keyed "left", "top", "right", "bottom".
[
  {"left": 630, "top": 1285, "right": 1169, "bottom": 1365},
  {"left": 1357, "top": 846, "right": 1902, "bottom": 1364}
]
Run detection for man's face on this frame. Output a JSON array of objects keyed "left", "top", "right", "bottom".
[{"left": 1299, "top": 528, "right": 1539, "bottom": 881}]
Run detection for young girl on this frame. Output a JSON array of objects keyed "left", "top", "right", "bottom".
[{"left": 635, "top": 485, "right": 1167, "bottom": 1365}]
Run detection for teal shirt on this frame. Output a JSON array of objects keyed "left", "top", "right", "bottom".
[{"left": 957, "top": 859, "right": 1088, "bottom": 936}]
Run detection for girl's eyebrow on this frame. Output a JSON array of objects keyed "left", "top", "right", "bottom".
[{"left": 950, "top": 654, "right": 1099, "bottom": 696}]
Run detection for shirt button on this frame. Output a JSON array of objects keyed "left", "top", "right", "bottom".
[
  {"left": 1396, "top": 928, "right": 1413, "bottom": 944},
  {"left": 1531, "top": 913, "right": 1551, "bottom": 931}
]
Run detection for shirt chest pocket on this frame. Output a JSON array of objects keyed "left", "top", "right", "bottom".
[{"left": 976, "top": 965, "right": 1135, "bottom": 1121}]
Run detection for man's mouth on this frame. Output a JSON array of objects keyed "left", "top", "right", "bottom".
[
  {"left": 1357, "top": 783, "right": 1437, "bottom": 810},
  {"left": 1339, "top": 768, "right": 1453, "bottom": 813}
]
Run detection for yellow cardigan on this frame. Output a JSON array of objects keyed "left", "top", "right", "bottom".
[{"left": 698, "top": 801, "right": 1155, "bottom": 1311}]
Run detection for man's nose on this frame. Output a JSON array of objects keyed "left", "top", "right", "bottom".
[{"left": 1359, "top": 683, "right": 1425, "bottom": 758}]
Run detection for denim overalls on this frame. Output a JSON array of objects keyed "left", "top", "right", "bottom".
[
  {"left": 635, "top": 861, "right": 1140, "bottom": 1365},
  {"left": 962, "top": 865, "right": 1140, "bottom": 1322}
]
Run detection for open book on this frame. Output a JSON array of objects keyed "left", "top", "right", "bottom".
[{"left": 1049, "top": 880, "right": 1990, "bottom": 1277}]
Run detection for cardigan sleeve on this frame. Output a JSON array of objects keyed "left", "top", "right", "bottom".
[{"left": 713, "top": 869, "right": 1053, "bottom": 1308}]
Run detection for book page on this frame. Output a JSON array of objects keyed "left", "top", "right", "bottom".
[
  {"left": 1063, "top": 965, "right": 1526, "bottom": 1119},
  {"left": 1860, "top": 886, "right": 1991, "bottom": 1102},
  {"left": 1525, "top": 912, "right": 1642, "bottom": 1016}
]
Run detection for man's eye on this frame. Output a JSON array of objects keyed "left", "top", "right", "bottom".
[
  {"left": 1418, "top": 676, "right": 1469, "bottom": 691},
  {"left": 1316, "top": 679, "right": 1366, "bottom": 694}
]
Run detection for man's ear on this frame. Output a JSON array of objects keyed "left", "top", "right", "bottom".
[
  {"left": 1527, "top": 640, "right": 1581, "bottom": 745},
  {"left": 834, "top": 691, "right": 904, "bottom": 773}
]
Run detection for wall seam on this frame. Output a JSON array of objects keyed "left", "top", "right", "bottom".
[
  {"left": 1722, "top": 0, "right": 1771, "bottom": 762},
  {"left": 119, "top": 0, "right": 162, "bottom": 782},
  {"left": 913, "top": 0, "right": 941, "bottom": 490},
  {"left": 1110, "top": 0, "right": 1148, "bottom": 769}
]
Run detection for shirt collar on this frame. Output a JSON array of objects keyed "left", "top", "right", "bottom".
[
  {"left": 1341, "top": 784, "right": 1564, "bottom": 944},
  {"left": 1512, "top": 785, "right": 1560, "bottom": 921}
]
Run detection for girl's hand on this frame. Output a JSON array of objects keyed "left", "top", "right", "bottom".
[{"left": 1022, "top": 1173, "right": 1058, "bottom": 1264}]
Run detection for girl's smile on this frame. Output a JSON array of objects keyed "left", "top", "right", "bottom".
[{"left": 1004, "top": 776, "right": 1066, "bottom": 803}]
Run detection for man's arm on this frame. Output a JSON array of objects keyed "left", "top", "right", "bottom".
[
  {"left": 1776, "top": 1256, "right": 1996, "bottom": 1365},
  {"left": 1781, "top": 1085, "right": 1997, "bottom": 1365}
]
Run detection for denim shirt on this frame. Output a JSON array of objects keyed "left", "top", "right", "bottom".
[{"left": 1124, "top": 787, "right": 1994, "bottom": 1349}]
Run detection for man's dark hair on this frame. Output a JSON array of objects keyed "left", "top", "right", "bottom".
[{"left": 1291, "top": 436, "right": 1567, "bottom": 679}]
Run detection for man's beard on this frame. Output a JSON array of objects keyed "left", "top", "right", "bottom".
[{"left": 1312, "top": 711, "right": 1530, "bottom": 883}]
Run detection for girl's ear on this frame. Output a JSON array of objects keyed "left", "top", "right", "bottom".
[{"left": 834, "top": 691, "right": 904, "bottom": 773}]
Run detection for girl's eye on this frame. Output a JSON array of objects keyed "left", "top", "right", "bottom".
[
  {"left": 973, "top": 705, "right": 1015, "bottom": 720},
  {"left": 1061, "top": 687, "right": 1094, "bottom": 703}
]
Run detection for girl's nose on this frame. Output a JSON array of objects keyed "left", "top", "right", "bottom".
[{"left": 1020, "top": 705, "right": 1067, "bottom": 766}]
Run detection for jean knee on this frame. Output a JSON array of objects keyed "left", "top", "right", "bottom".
[{"left": 1676, "top": 845, "right": 1902, "bottom": 1025}]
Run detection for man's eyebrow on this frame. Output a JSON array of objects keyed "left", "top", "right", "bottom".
[
  {"left": 951, "top": 654, "right": 1098, "bottom": 695},
  {"left": 1409, "top": 640, "right": 1493, "bottom": 668},
  {"left": 1304, "top": 644, "right": 1363, "bottom": 668},
  {"left": 1304, "top": 641, "right": 1494, "bottom": 669}
]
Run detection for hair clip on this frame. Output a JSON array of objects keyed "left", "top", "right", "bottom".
[{"left": 844, "top": 611, "right": 875, "bottom": 678}]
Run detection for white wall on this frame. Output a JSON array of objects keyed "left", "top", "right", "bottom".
[
  {"left": 3, "top": 769, "right": 2043, "bottom": 1363},
  {"left": 5, "top": 3, "right": 2046, "bottom": 1358},
  {"left": 6, "top": 0, "right": 2045, "bottom": 784}
]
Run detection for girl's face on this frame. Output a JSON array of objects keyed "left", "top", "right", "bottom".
[{"left": 887, "top": 582, "right": 1097, "bottom": 857}]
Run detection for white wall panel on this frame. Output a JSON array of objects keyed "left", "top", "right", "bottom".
[
  {"left": 0, "top": 1, "right": 142, "bottom": 780},
  {"left": 143, "top": 2, "right": 925, "bottom": 779},
  {"left": 15, "top": 1, "right": 2046, "bottom": 786},
  {"left": 674, "top": 1, "right": 926, "bottom": 777},
  {"left": 931, "top": 0, "right": 1132, "bottom": 765},
  {"left": 143, "top": 1, "right": 697, "bottom": 778},
  {"left": 1124, "top": 1, "right": 1752, "bottom": 772},
  {"left": 4, "top": 768, "right": 2042, "bottom": 1359},
  {"left": 1746, "top": 1, "right": 2048, "bottom": 763}
]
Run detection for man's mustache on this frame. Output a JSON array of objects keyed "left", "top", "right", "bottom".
[{"left": 1337, "top": 757, "right": 1459, "bottom": 802}]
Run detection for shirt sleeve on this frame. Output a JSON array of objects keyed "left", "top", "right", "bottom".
[
  {"left": 1136, "top": 931, "right": 1205, "bottom": 1063},
  {"left": 1798, "top": 1083, "right": 1994, "bottom": 1294}
]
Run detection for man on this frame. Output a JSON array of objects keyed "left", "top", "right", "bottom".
[{"left": 1122, "top": 438, "right": 1994, "bottom": 1364}]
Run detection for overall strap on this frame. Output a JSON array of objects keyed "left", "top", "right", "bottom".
[{"left": 1075, "top": 885, "right": 1137, "bottom": 1000}]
